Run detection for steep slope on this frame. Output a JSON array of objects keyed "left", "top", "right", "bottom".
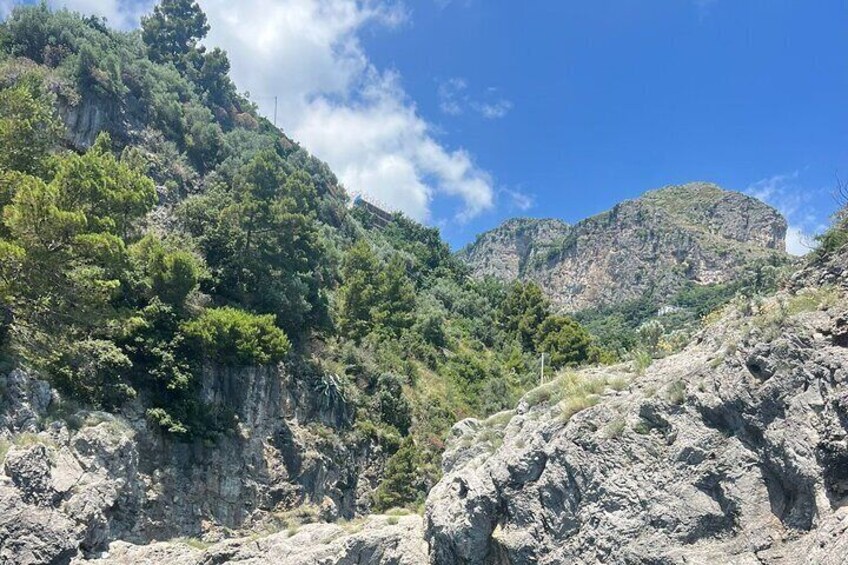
[
  {"left": 456, "top": 218, "right": 570, "bottom": 282},
  {"left": 424, "top": 252, "right": 848, "bottom": 564},
  {"left": 50, "top": 236, "right": 848, "bottom": 564},
  {"left": 461, "top": 182, "right": 788, "bottom": 311},
  {"left": 0, "top": 5, "right": 606, "bottom": 562}
]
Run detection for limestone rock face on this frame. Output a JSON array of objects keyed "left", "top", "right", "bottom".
[
  {"left": 423, "top": 264, "right": 848, "bottom": 564},
  {"left": 456, "top": 218, "right": 570, "bottom": 282},
  {"left": 76, "top": 515, "right": 427, "bottom": 565},
  {"left": 459, "top": 183, "right": 789, "bottom": 311},
  {"left": 0, "top": 364, "right": 385, "bottom": 563}
]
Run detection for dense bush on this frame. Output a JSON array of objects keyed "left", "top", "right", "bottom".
[
  {"left": 182, "top": 307, "right": 290, "bottom": 366},
  {"left": 372, "top": 437, "right": 426, "bottom": 511},
  {"left": 50, "top": 339, "right": 134, "bottom": 409},
  {"left": 129, "top": 235, "right": 205, "bottom": 307}
]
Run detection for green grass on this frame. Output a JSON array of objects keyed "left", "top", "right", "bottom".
[
  {"left": 558, "top": 394, "right": 600, "bottom": 423},
  {"left": 603, "top": 418, "right": 626, "bottom": 438},
  {"left": 666, "top": 380, "right": 686, "bottom": 405},
  {"left": 608, "top": 376, "right": 630, "bottom": 391},
  {"left": 177, "top": 537, "right": 211, "bottom": 551},
  {"left": 482, "top": 409, "right": 515, "bottom": 428},
  {"left": 272, "top": 503, "right": 322, "bottom": 536},
  {"left": 384, "top": 507, "right": 412, "bottom": 516},
  {"left": 477, "top": 427, "right": 505, "bottom": 453},
  {"left": 631, "top": 349, "right": 653, "bottom": 375},
  {"left": 338, "top": 517, "right": 367, "bottom": 534},
  {"left": 786, "top": 286, "right": 840, "bottom": 316}
]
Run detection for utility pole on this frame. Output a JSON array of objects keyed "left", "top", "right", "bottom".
[
  {"left": 274, "top": 96, "right": 278, "bottom": 128},
  {"left": 540, "top": 352, "right": 545, "bottom": 386}
]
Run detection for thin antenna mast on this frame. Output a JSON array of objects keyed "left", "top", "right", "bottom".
[
  {"left": 540, "top": 352, "right": 545, "bottom": 386},
  {"left": 274, "top": 96, "right": 278, "bottom": 128}
]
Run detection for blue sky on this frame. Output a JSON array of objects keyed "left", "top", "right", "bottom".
[
  {"left": 363, "top": 0, "right": 847, "bottom": 253},
  {"left": 5, "top": 0, "right": 847, "bottom": 254}
]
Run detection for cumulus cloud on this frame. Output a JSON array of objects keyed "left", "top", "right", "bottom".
[
  {"left": 204, "top": 0, "right": 497, "bottom": 221},
  {"left": 27, "top": 0, "right": 495, "bottom": 222},
  {"left": 197, "top": 0, "right": 495, "bottom": 222},
  {"left": 51, "top": 0, "right": 149, "bottom": 29},
  {"left": 746, "top": 172, "right": 825, "bottom": 257},
  {"left": 437, "top": 77, "right": 512, "bottom": 120}
]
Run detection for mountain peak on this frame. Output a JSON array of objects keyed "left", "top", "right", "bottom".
[{"left": 460, "top": 183, "right": 788, "bottom": 311}]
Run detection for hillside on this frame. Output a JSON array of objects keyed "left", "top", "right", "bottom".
[
  {"left": 460, "top": 182, "right": 789, "bottom": 311},
  {"left": 37, "top": 211, "right": 848, "bottom": 565},
  {"left": 0, "top": 4, "right": 628, "bottom": 562},
  {"left": 0, "top": 3, "right": 842, "bottom": 565}
]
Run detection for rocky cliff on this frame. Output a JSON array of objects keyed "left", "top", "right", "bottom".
[
  {"left": 423, "top": 251, "right": 848, "bottom": 564},
  {"left": 459, "top": 183, "right": 789, "bottom": 311},
  {"left": 0, "top": 363, "right": 390, "bottom": 563},
  {"left": 20, "top": 241, "right": 840, "bottom": 565}
]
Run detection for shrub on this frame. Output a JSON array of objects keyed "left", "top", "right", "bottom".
[
  {"left": 535, "top": 315, "right": 595, "bottom": 368},
  {"left": 376, "top": 373, "right": 412, "bottom": 436},
  {"left": 631, "top": 349, "right": 653, "bottom": 375},
  {"left": 130, "top": 235, "right": 205, "bottom": 306},
  {"left": 666, "top": 380, "right": 686, "bottom": 405},
  {"left": 182, "top": 307, "right": 290, "bottom": 366},
  {"left": 372, "top": 437, "right": 425, "bottom": 511},
  {"left": 816, "top": 222, "right": 848, "bottom": 258},
  {"left": 50, "top": 339, "right": 135, "bottom": 409},
  {"left": 603, "top": 418, "right": 626, "bottom": 438}
]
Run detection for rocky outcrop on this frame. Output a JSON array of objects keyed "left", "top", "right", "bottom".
[
  {"left": 460, "top": 183, "right": 789, "bottom": 311},
  {"left": 0, "top": 364, "right": 386, "bottom": 563},
  {"left": 424, "top": 263, "right": 848, "bottom": 563},
  {"left": 74, "top": 515, "right": 427, "bottom": 565},
  {"left": 456, "top": 218, "right": 570, "bottom": 282}
]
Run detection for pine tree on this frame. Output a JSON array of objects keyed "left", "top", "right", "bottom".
[{"left": 142, "top": 0, "right": 209, "bottom": 70}]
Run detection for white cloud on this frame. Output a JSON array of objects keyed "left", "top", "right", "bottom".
[
  {"left": 502, "top": 188, "right": 534, "bottom": 212},
  {"left": 746, "top": 172, "right": 825, "bottom": 257},
  {"left": 436, "top": 77, "right": 512, "bottom": 120},
  {"left": 196, "top": 0, "right": 493, "bottom": 222},
  {"left": 477, "top": 99, "right": 512, "bottom": 120},
  {"left": 51, "top": 0, "right": 149, "bottom": 29},
  {"left": 785, "top": 226, "right": 816, "bottom": 256},
  {"left": 437, "top": 77, "right": 466, "bottom": 116}
]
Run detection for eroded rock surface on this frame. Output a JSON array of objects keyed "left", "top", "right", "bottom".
[
  {"left": 76, "top": 515, "right": 427, "bottom": 565},
  {"left": 459, "top": 183, "right": 789, "bottom": 311},
  {"left": 0, "top": 364, "right": 386, "bottom": 564},
  {"left": 425, "top": 270, "right": 848, "bottom": 564}
]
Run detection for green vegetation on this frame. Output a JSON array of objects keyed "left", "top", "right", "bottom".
[
  {"left": 0, "top": 2, "right": 613, "bottom": 508},
  {"left": 182, "top": 307, "right": 290, "bottom": 366},
  {"left": 575, "top": 258, "right": 786, "bottom": 361},
  {"left": 522, "top": 371, "right": 623, "bottom": 426},
  {"left": 666, "top": 380, "right": 686, "bottom": 405}
]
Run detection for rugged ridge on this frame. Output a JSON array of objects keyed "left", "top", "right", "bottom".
[
  {"left": 423, "top": 253, "right": 848, "bottom": 564},
  {"left": 459, "top": 182, "right": 789, "bottom": 311},
  {"left": 46, "top": 245, "right": 848, "bottom": 565}
]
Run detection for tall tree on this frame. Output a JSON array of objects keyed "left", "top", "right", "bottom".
[
  {"left": 498, "top": 282, "right": 550, "bottom": 350},
  {"left": 142, "top": 0, "right": 209, "bottom": 70},
  {"left": 178, "top": 150, "right": 327, "bottom": 336},
  {"left": 338, "top": 240, "right": 380, "bottom": 341},
  {"left": 0, "top": 81, "right": 62, "bottom": 176},
  {"left": 372, "top": 255, "right": 416, "bottom": 336}
]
